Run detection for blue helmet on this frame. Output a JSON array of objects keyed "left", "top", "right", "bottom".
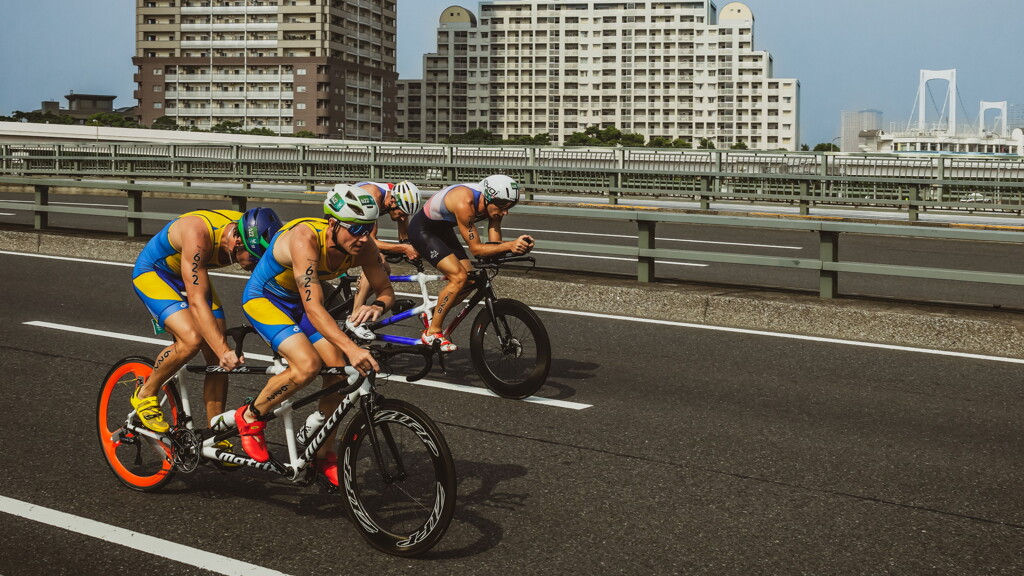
[{"left": 237, "top": 207, "right": 283, "bottom": 259}]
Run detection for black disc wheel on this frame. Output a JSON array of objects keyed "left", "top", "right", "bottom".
[{"left": 469, "top": 298, "right": 551, "bottom": 399}]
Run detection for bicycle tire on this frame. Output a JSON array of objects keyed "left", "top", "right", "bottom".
[
  {"left": 469, "top": 298, "right": 551, "bottom": 399},
  {"left": 97, "top": 357, "right": 181, "bottom": 491},
  {"left": 339, "top": 399, "right": 456, "bottom": 557}
]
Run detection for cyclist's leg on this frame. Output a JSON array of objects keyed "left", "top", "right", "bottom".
[
  {"left": 238, "top": 296, "right": 323, "bottom": 461},
  {"left": 427, "top": 255, "right": 468, "bottom": 333},
  {"left": 310, "top": 336, "right": 348, "bottom": 485},
  {"left": 199, "top": 317, "right": 229, "bottom": 426},
  {"left": 132, "top": 271, "right": 204, "bottom": 400}
]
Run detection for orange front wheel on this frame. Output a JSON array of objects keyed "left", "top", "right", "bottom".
[{"left": 96, "top": 357, "right": 180, "bottom": 491}]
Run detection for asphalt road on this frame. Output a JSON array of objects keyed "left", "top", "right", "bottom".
[
  {"left": 2, "top": 251, "right": 1023, "bottom": 575},
  {"left": 2, "top": 188, "right": 1024, "bottom": 309}
]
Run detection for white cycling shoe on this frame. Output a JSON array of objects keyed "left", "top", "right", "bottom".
[
  {"left": 344, "top": 320, "right": 376, "bottom": 340},
  {"left": 421, "top": 331, "right": 458, "bottom": 352}
]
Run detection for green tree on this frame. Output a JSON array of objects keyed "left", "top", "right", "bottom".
[
  {"left": 729, "top": 140, "right": 749, "bottom": 150},
  {"left": 151, "top": 116, "right": 179, "bottom": 130},
  {"left": 800, "top": 144, "right": 810, "bottom": 151},
  {"left": 446, "top": 128, "right": 501, "bottom": 145},
  {"left": 698, "top": 137, "right": 716, "bottom": 149},
  {"left": 294, "top": 130, "right": 318, "bottom": 138},
  {"left": 672, "top": 137, "right": 692, "bottom": 148},
  {"left": 620, "top": 132, "right": 645, "bottom": 147},
  {"left": 86, "top": 112, "right": 140, "bottom": 128},
  {"left": 210, "top": 120, "right": 245, "bottom": 133},
  {"left": 813, "top": 142, "right": 840, "bottom": 152},
  {"left": 647, "top": 136, "right": 673, "bottom": 148}
]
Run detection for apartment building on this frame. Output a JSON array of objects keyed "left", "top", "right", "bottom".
[
  {"left": 839, "top": 109, "right": 882, "bottom": 152},
  {"left": 134, "top": 0, "right": 397, "bottom": 139},
  {"left": 397, "top": 1, "right": 800, "bottom": 149}
]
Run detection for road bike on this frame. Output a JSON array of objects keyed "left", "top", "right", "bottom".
[
  {"left": 96, "top": 326, "right": 456, "bottom": 557},
  {"left": 326, "top": 252, "right": 552, "bottom": 400}
]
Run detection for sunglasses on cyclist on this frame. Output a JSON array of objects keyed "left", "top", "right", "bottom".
[
  {"left": 489, "top": 198, "right": 517, "bottom": 210},
  {"left": 337, "top": 220, "right": 375, "bottom": 237}
]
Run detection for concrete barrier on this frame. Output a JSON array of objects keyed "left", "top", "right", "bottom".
[{"left": 4, "top": 227, "right": 1024, "bottom": 360}]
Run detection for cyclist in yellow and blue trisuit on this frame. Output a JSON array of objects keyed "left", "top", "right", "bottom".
[
  {"left": 130, "top": 207, "right": 282, "bottom": 434},
  {"left": 349, "top": 180, "right": 423, "bottom": 324},
  {"left": 235, "top": 184, "right": 396, "bottom": 486},
  {"left": 407, "top": 174, "right": 534, "bottom": 352}
]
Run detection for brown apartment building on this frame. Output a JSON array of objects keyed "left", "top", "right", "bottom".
[{"left": 133, "top": 0, "right": 397, "bottom": 139}]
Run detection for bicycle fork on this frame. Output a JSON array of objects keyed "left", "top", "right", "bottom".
[{"left": 360, "top": 395, "right": 408, "bottom": 485}]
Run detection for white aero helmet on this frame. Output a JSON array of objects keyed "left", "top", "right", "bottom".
[
  {"left": 480, "top": 174, "right": 520, "bottom": 208},
  {"left": 324, "top": 183, "right": 380, "bottom": 225},
  {"left": 390, "top": 181, "right": 422, "bottom": 216}
]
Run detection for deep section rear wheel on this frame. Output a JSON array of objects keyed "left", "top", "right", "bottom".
[
  {"left": 469, "top": 298, "right": 551, "bottom": 399},
  {"left": 340, "top": 399, "right": 456, "bottom": 557},
  {"left": 97, "top": 357, "right": 181, "bottom": 491}
]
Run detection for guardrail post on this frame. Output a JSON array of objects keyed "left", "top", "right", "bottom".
[
  {"left": 799, "top": 180, "right": 810, "bottom": 216},
  {"left": 524, "top": 147, "right": 536, "bottom": 201},
  {"left": 818, "top": 229, "right": 838, "bottom": 298},
  {"left": 638, "top": 219, "right": 656, "bottom": 283},
  {"left": 127, "top": 190, "right": 143, "bottom": 237},
  {"left": 908, "top": 185, "right": 919, "bottom": 222},
  {"left": 609, "top": 148, "right": 624, "bottom": 206},
  {"left": 698, "top": 176, "right": 710, "bottom": 210},
  {"left": 369, "top": 144, "right": 382, "bottom": 181},
  {"left": 232, "top": 195, "right": 248, "bottom": 212},
  {"left": 444, "top": 145, "right": 456, "bottom": 182},
  {"left": 34, "top": 185, "right": 49, "bottom": 230}
]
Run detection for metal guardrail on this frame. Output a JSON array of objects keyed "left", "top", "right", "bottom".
[
  {"left": 3, "top": 142, "right": 1024, "bottom": 221},
  {"left": 2, "top": 174, "right": 1023, "bottom": 300}
]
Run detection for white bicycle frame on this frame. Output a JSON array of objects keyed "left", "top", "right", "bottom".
[{"left": 127, "top": 359, "right": 371, "bottom": 482}]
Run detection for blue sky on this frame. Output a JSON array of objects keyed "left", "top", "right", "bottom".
[{"left": 1, "top": 0, "right": 1021, "bottom": 146}]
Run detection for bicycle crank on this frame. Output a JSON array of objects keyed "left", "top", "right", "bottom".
[{"left": 169, "top": 428, "right": 202, "bottom": 473}]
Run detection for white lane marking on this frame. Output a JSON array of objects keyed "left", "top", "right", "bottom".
[
  {"left": 0, "top": 212, "right": 15, "bottom": 216},
  {"left": 0, "top": 495, "right": 289, "bottom": 576},
  {"left": 9, "top": 251, "right": 1022, "bottom": 365},
  {"left": 22, "top": 321, "right": 592, "bottom": 410},
  {"left": 503, "top": 226, "right": 803, "bottom": 250},
  {"left": 3, "top": 199, "right": 127, "bottom": 208},
  {"left": 530, "top": 250, "right": 708, "bottom": 267},
  {"left": 530, "top": 308, "right": 1024, "bottom": 365},
  {"left": 0, "top": 251, "right": 242, "bottom": 278}
]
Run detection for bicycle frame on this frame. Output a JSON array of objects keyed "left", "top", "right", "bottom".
[
  {"left": 124, "top": 360, "right": 375, "bottom": 482},
  {"left": 364, "top": 268, "right": 502, "bottom": 346}
]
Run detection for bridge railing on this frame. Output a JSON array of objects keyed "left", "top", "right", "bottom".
[
  {"left": 2, "top": 174, "right": 1023, "bottom": 300},
  {"left": 3, "top": 142, "right": 1024, "bottom": 219}
]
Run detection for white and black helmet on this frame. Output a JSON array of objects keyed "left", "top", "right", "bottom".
[
  {"left": 390, "top": 181, "right": 421, "bottom": 216},
  {"left": 480, "top": 174, "right": 520, "bottom": 208}
]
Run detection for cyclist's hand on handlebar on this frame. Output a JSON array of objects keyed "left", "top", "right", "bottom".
[
  {"left": 403, "top": 244, "right": 420, "bottom": 261},
  {"left": 346, "top": 346, "right": 380, "bottom": 376},
  {"left": 219, "top": 349, "right": 243, "bottom": 371},
  {"left": 349, "top": 304, "right": 383, "bottom": 326},
  {"left": 511, "top": 235, "right": 534, "bottom": 255}
]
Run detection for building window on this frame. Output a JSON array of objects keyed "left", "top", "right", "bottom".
[{"left": 154, "top": 103, "right": 163, "bottom": 109}]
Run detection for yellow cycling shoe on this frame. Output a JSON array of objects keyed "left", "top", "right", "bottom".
[
  {"left": 130, "top": 387, "right": 169, "bottom": 433},
  {"left": 212, "top": 439, "right": 242, "bottom": 471}
]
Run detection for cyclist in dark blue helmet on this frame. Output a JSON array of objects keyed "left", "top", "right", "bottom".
[{"left": 130, "top": 207, "right": 282, "bottom": 436}]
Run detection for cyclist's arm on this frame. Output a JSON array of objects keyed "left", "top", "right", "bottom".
[
  {"left": 372, "top": 223, "right": 418, "bottom": 259},
  {"left": 454, "top": 197, "right": 514, "bottom": 259},
  {"left": 349, "top": 243, "right": 397, "bottom": 325},
  {"left": 288, "top": 228, "right": 378, "bottom": 373},
  {"left": 176, "top": 218, "right": 237, "bottom": 368}
]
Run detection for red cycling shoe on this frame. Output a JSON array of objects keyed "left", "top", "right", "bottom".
[
  {"left": 318, "top": 452, "right": 339, "bottom": 487},
  {"left": 235, "top": 404, "right": 270, "bottom": 462}
]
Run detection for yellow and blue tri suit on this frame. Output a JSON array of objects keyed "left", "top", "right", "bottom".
[
  {"left": 242, "top": 218, "right": 356, "bottom": 350},
  {"left": 132, "top": 210, "right": 241, "bottom": 329}
]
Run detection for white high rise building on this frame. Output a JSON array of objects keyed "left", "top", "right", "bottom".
[{"left": 397, "top": 1, "right": 800, "bottom": 149}]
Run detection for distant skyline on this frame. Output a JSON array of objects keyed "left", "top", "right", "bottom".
[{"left": 1, "top": 0, "right": 1021, "bottom": 146}]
